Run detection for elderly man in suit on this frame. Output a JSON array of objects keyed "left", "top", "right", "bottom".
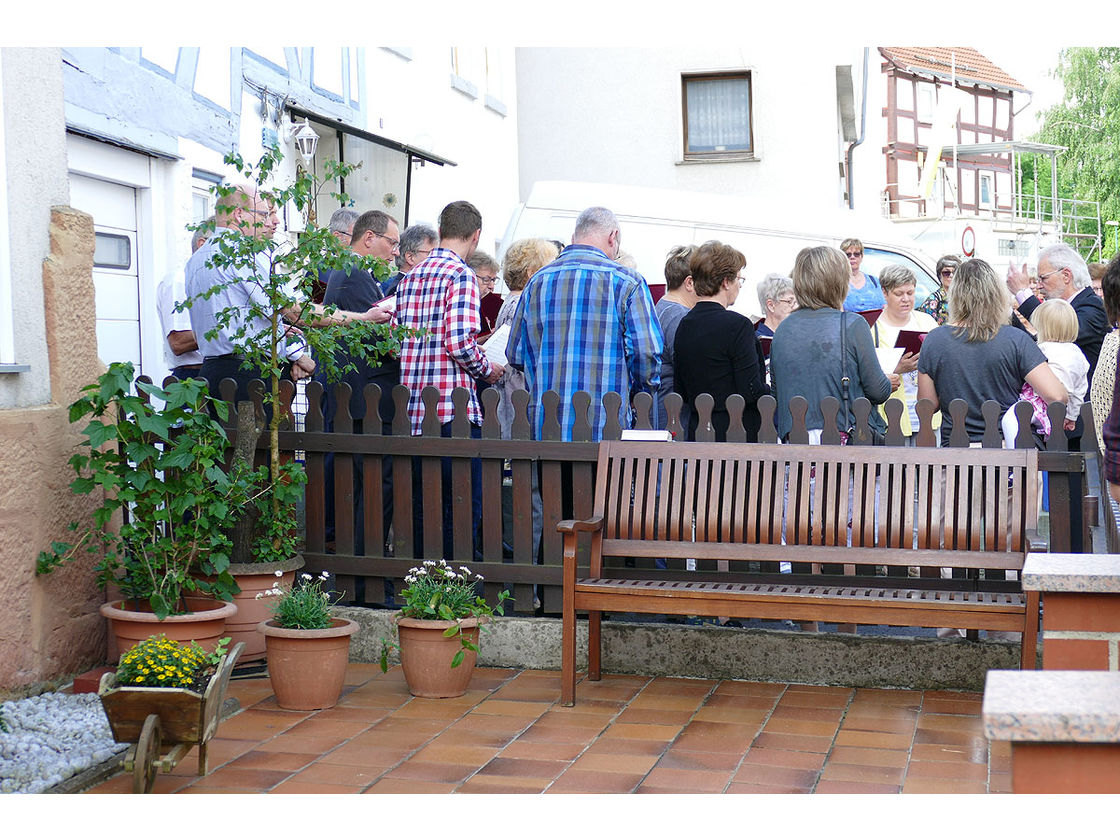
[
  {"left": 1007, "top": 243, "right": 1109, "bottom": 384},
  {"left": 1007, "top": 242, "right": 1109, "bottom": 552}
]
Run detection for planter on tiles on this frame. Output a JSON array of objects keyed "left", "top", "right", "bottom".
[
  {"left": 258, "top": 571, "right": 356, "bottom": 710},
  {"left": 379, "top": 560, "right": 510, "bottom": 699}
]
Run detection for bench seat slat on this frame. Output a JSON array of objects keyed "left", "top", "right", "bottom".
[{"left": 597, "top": 539, "right": 1027, "bottom": 571}]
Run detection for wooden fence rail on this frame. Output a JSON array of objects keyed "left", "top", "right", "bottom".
[{"left": 166, "top": 377, "right": 1094, "bottom": 615}]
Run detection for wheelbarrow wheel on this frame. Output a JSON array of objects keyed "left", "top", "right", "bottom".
[{"left": 133, "top": 713, "right": 162, "bottom": 794}]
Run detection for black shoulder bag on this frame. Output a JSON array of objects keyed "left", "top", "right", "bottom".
[{"left": 839, "top": 311, "right": 886, "bottom": 445}]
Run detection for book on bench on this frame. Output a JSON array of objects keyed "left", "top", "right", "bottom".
[{"left": 620, "top": 429, "right": 673, "bottom": 441}]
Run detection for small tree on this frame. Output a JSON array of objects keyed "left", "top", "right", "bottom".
[{"left": 187, "top": 146, "right": 410, "bottom": 563}]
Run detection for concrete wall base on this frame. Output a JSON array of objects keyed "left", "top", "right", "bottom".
[{"left": 338, "top": 607, "right": 1023, "bottom": 693}]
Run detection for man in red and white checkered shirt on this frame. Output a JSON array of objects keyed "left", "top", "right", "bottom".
[
  {"left": 393, "top": 200, "right": 503, "bottom": 561},
  {"left": 394, "top": 200, "right": 503, "bottom": 434}
]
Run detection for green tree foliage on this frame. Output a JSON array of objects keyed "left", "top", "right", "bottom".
[{"left": 1030, "top": 48, "right": 1120, "bottom": 248}]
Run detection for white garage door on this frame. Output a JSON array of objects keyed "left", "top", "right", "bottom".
[{"left": 69, "top": 174, "right": 142, "bottom": 370}]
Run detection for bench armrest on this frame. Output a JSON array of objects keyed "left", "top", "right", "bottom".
[
  {"left": 1026, "top": 530, "right": 1047, "bottom": 553},
  {"left": 557, "top": 515, "right": 604, "bottom": 535}
]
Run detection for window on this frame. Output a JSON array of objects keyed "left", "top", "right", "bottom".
[
  {"left": 93, "top": 232, "right": 131, "bottom": 270},
  {"left": 979, "top": 173, "right": 994, "bottom": 209},
  {"left": 682, "top": 72, "right": 754, "bottom": 160}
]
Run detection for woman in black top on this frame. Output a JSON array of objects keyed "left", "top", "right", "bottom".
[{"left": 673, "top": 240, "right": 770, "bottom": 441}]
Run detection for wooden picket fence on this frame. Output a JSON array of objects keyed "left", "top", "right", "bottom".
[{"left": 174, "top": 376, "right": 1097, "bottom": 616}]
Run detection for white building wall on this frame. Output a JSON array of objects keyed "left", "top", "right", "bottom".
[
  {"left": 515, "top": 46, "right": 874, "bottom": 217},
  {"left": 0, "top": 48, "right": 69, "bottom": 409},
  {"left": 373, "top": 47, "right": 520, "bottom": 256}
]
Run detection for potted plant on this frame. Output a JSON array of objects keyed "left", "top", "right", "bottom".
[
  {"left": 380, "top": 560, "right": 510, "bottom": 698},
  {"left": 184, "top": 147, "right": 408, "bottom": 659},
  {"left": 258, "top": 571, "right": 358, "bottom": 710},
  {"left": 98, "top": 634, "right": 244, "bottom": 793},
  {"left": 36, "top": 363, "right": 257, "bottom": 653}
]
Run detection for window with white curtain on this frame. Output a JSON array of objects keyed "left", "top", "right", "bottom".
[{"left": 682, "top": 72, "right": 754, "bottom": 160}]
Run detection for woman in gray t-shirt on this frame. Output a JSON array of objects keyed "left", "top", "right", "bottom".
[{"left": 917, "top": 258, "right": 1067, "bottom": 445}]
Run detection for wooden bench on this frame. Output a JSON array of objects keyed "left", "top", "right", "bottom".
[{"left": 559, "top": 440, "right": 1042, "bottom": 705}]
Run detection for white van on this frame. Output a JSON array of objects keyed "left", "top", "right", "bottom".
[{"left": 498, "top": 180, "right": 940, "bottom": 322}]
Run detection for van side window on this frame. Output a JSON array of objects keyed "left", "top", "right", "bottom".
[{"left": 682, "top": 72, "right": 754, "bottom": 162}]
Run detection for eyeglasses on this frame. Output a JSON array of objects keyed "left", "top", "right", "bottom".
[
  {"left": 776, "top": 296, "right": 797, "bottom": 306},
  {"left": 940, "top": 269, "right": 954, "bottom": 278},
  {"left": 477, "top": 275, "right": 497, "bottom": 285},
  {"left": 245, "top": 206, "right": 277, "bottom": 218},
  {"left": 844, "top": 251, "right": 862, "bottom": 258},
  {"left": 1038, "top": 268, "right": 1064, "bottom": 282},
  {"left": 372, "top": 231, "right": 400, "bottom": 249},
  {"left": 410, "top": 248, "right": 433, "bottom": 258},
  {"left": 736, "top": 275, "right": 746, "bottom": 287}
]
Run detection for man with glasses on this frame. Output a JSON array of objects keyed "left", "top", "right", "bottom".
[
  {"left": 317, "top": 209, "right": 400, "bottom": 575},
  {"left": 916, "top": 254, "right": 962, "bottom": 326},
  {"left": 185, "top": 184, "right": 384, "bottom": 415},
  {"left": 383, "top": 222, "right": 438, "bottom": 297},
  {"left": 311, "top": 208, "right": 360, "bottom": 302}
]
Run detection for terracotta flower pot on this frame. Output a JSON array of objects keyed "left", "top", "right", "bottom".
[
  {"left": 395, "top": 615, "right": 486, "bottom": 699},
  {"left": 100, "top": 597, "right": 237, "bottom": 658},
  {"left": 260, "top": 618, "right": 358, "bottom": 710},
  {"left": 220, "top": 556, "right": 305, "bottom": 664}
]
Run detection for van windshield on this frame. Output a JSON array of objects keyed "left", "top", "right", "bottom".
[{"left": 861, "top": 248, "right": 938, "bottom": 307}]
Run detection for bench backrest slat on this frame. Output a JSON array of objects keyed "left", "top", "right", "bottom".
[{"left": 590, "top": 441, "right": 1038, "bottom": 559}]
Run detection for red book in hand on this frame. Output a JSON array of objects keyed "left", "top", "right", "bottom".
[
  {"left": 858, "top": 308, "right": 882, "bottom": 327},
  {"left": 894, "top": 329, "right": 927, "bottom": 356}
]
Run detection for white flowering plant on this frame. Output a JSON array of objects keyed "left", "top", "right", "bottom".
[
  {"left": 257, "top": 570, "right": 340, "bottom": 630},
  {"left": 380, "top": 559, "right": 510, "bottom": 670}
]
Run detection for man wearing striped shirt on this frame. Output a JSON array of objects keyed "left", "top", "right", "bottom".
[
  {"left": 505, "top": 206, "right": 663, "bottom": 442},
  {"left": 394, "top": 200, "right": 503, "bottom": 560}
]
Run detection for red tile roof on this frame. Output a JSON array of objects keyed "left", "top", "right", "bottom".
[{"left": 879, "top": 47, "right": 1029, "bottom": 93}]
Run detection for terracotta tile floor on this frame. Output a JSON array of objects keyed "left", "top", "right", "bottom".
[{"left": 83, "top": 664, "right": 1009, "bottom": 794}]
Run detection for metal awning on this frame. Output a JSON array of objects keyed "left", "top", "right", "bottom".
[
  {"left": 286, "top": 105, "right": 456, "bottom": 167},
  {"left": 948, "top": 141, "right": 1067, "bottom": 157}
]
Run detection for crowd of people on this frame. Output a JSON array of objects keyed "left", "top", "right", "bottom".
[{"left": 171, "top": 187, "right": 1120, "bottom": 566}]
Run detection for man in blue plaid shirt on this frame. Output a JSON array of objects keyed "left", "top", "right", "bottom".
[{"left": 506, "top": 206, "right": 663, "bottom": 442}]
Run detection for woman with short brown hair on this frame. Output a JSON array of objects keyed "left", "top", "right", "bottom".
[{"left": 672, "top": 240, "right": 769, "bottom": 441}]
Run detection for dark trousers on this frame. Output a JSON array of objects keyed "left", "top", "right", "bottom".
[
  {"left": 200, "top": 355, "right": 287, "bottom": 426},
  {"left": 412, "top": 422, "right": 483, "bottom": 563}
]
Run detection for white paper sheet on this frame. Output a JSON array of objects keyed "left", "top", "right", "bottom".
[
  {"left": 482, "top": 323, "right": 511, "bottom": 367},
  {"left": 875, "top": 347, "right": 904, "bottom": 376}
]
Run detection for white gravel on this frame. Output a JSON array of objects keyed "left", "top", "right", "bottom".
[{"left": 1, "top": 692, "right": 126, "bottom": 793}]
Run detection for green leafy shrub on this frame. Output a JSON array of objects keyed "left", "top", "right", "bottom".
[{"left": 35, "top": 363, "right": 258, "bottom": 619}]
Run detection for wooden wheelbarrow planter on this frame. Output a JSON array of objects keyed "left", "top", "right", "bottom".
[{"left": 97, "top": 641, "right": 244, "bottom": 793}]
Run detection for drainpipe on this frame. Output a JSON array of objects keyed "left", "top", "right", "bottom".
[{"left": 847, "top": 47, "right": 870, "bottom": 210}]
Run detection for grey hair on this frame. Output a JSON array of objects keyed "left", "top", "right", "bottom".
[
  {"left": 327, "top": 208, "right": 360, "bottom": 234},
  {"left": 191, "top": 216, "right": 215, "bottom": 252},
  {"left": 756, "top": 272, "right": 793, "bottom": 311},
  {"left": 879, "top": 263, "right": 917, "bottom": 293},
  {"left": 396, "top": 223, "right": 438, "bottom": 269},
  {"left": 1039, "top": 242, "right": 1090, "bottom": 290},
  {"left": 572, "top": 206, "right": 619, "bottom": 240}
]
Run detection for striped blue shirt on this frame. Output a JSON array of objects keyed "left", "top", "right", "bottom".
[{"left": 505, "top": 244, "right": 663, "bottom": 440}]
